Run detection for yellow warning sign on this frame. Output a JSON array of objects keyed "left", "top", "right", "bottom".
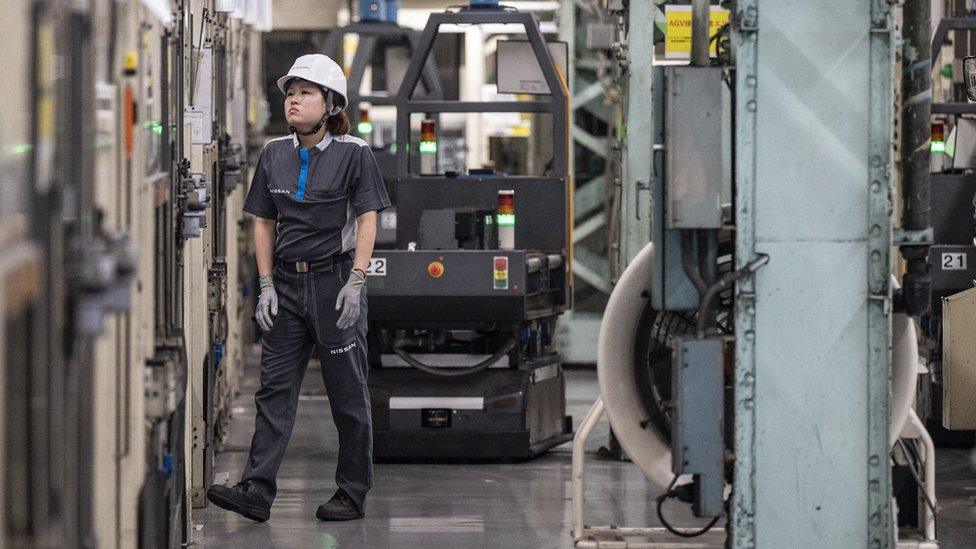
[{"left": 664, "top": 5, "right": 731, "bottom": 60}]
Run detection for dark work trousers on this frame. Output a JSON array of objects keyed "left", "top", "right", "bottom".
[{"left": 241, "top": 259, "right": 372, "bottom": 513}]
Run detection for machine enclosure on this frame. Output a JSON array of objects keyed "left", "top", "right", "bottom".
[
  {"left": 370, "top": 355, "right": 570, "bottom": 460},
  {"left": 942, "top": 287, "right": 976, "bottom": 429},
  {"left": 929, "top": 245, "right": 976, "bottom": 293},
  {"left": 665, "top": 66, "right": 725, "bottom": 230},
  {"left": 367, "top": 250, "right": 565, "bottom": 324},
  {"left": 672, "top": 336, "right": 725, "bottom": 518},
  {"left": 652, "top": 65, "right": 726, "bottom": 311},
  {"left": 363, "top": 9, "right": 574, "bottom": 462},
  {"left": 931, "top": 174, "right": 976, "bottom": 245}
]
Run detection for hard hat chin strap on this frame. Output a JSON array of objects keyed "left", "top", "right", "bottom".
[{"left": 290, "top": 115, "right": 326, "bottom": 136}]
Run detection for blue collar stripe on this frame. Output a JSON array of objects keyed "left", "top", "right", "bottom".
[{"left": 296, "top": 148, "right": 310, "bottom": 201}]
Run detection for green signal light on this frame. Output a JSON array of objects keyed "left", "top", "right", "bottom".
[
  {"left": 497, "top": 213, "right": 516, "bottom": 227},
  {"left": 142, "top": 120, "right": 164, "bottom": 135},
  {"left": 419, "top": 140, "right": 437, "bottom": 154},
  {"left": 357, "top": 121, "right": 373, "bottom": 134},
  {"left": 932, "top": 140, "right": 946, "bottom": 154}
]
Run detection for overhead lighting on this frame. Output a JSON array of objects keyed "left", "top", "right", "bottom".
[{"left": 499, "top": 1, "right": 561, "bottom": 11}]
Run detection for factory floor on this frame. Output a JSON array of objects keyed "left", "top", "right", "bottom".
[
  {"left": 195, "top": 346, "right": 976, "bottom": 548},
  {"left": 935, "top": 448, "right": 976, "bottom": 547},
  {"left": 195, "top": 346, "right": 720, "bottom": 548}
]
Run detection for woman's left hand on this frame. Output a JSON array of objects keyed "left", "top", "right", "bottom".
[{"left": 335, "top": 270, "right": 366, "bottom": 329}]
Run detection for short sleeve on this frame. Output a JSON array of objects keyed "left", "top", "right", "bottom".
[
  {"left": 243, "top": 147, "right": 278, "bottom": 219},
  {"left": 351, "top": 145, "right": 392, "bottom": 217}
]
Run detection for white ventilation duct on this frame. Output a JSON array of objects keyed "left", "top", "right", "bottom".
[
  {"left": 596, "top": 243, "right": 675, "bottom": 491},
  {"left": 891, "top": 313, "right": 920, "bottom": 446},
  {"left": 598, "top": 242, "right": 920, "bottom": 489}
]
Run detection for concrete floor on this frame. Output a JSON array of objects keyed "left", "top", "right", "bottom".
[
  {"left": 935, "top": 448, "right": 976, "bottom": 547},
  {"left": 194, "top": 347, "right": 976, "bottom": 548},
  {"left": 194, "top": 348, "right": 720, "bottom": 548}
]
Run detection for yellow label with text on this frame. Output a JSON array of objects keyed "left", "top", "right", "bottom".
[{"left": 664, "top": 6, "right": 730, "bottom": 59}]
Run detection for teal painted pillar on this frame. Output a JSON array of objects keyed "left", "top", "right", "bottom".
[
  {"left": 732, "top": 1, "right": 893, "bottom": 547},
  {"left": 620, "top": 0, "right": 653, "bottom": 268}
]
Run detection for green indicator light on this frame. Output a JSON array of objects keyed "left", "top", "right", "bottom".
[
  {"left": 142, "top": 120, "right": 164, "bottom": 135},
  {"left": 497, "top": 213, "right": 516, "bottom": 227},
  {"left": 419, "top": 140, "right": 437, "bottom": 154},
  {"left": 932, "top": 140, "right": 946, "bottom": 154},
  {"left": 357, "top": 121, "right": 373, "bottom": 134},
  {"left": 9, "top": 143, "right": 33, "bottom": 155}
]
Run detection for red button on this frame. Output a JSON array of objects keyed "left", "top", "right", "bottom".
[{"left": 428, "top": 261, "right": 445, "bottom": 278}]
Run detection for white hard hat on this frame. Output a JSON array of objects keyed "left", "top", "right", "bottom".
[{"left": 277, "top": 54, "right": 348, "bottom": 114}]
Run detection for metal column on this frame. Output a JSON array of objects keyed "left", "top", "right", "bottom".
[
  {"left": 619, "top": 0, "right": 653, "bottom": 266},
  {"left": 732, "top": 1, "right": 893, "bottom": 547},
  {"left": 556, "top": 0, "right": 654, "bottom": 364},
  {"left": 557, "top": 0, "right": 619, "bottom": 363}
]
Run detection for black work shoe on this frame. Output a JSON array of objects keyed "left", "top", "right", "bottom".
[
  {"left": 316, "top": 489, "right": 364, "bottom": 521},
  {"left": 206, "top": 481, "right": 271, "bottom": 522}
]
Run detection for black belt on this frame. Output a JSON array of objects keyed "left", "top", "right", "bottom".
[{"left": 276, "top": 251, "right": 353, "bottom": 273}]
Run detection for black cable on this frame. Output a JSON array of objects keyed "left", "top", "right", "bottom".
[
  {"left": 696, "top": 230, "right": 712, "bottom": 285},
  {"left": 680, "top": 230, "right": 709, "bottom": 298},
  {"left": 655, "top": 476, "right": 721, "bottom": 538},
  {"left": 695, "top": 253, "right": 769, "bottom": 337},
  {"left": 393, "top": 338, "right": 516, "bottom": 377},
  {"left": 709, "top": 23, "right": 731, "bottom": 65},
  {"left": 896, "top": 438, "right": 938, "bottom": 516}
]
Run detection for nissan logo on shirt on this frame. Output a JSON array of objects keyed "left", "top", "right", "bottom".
[{"left": 269, "top": 188, "right": 291, "bottom": 194}]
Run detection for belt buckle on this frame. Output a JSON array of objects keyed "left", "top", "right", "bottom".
[{"left": 296, "top": 261, "right": 309, "bottom": 273}]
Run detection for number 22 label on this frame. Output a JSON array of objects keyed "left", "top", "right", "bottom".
[{"left": 366, "top": 257, "right": 386, "bottom": 276}]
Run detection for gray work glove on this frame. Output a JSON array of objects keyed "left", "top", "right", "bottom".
[
  {"left": 255, "top": 275, "right": 278, "bottom": 333},
  {"left": 335, "top": 270, "right": 366, "bottom": 330}
]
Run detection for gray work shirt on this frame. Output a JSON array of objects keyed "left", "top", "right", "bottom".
[{"left": 243, "top": 133, "right": 391, "bottom": 262}]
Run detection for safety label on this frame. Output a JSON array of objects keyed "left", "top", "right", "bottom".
[
  {"left": 664, "top": 5, "right": 731, "bottom": 60},
  {"left": 493, "top": 256, "right": 509, "bottom": 290},
  {"left": 184, "top": 109, "right": 212, "bottom": 144}
]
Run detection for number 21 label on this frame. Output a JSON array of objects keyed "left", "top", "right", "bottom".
[{"left": 942, "top": 252, "right": 967, "bottom": 271}]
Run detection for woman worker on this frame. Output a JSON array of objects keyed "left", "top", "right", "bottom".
[{"left": 206, "top": 53, "right": 390, "bottom": 522}]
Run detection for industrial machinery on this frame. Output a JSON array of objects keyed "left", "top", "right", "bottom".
[
  {"left": 323, "top": 0, "right": 444, "bottom": 140},
  {"left": 571, "top": 1, "right": 938, "bottom": 547},
  {"left": 366, "top": 1, "right": 574, "bottom": 460},
  {"left": 913, "top": 13, "right": 976, "bottom": 449},
  {"left": 0, "top": 0, "right": 266, "bottom": 546},
  {"left": 322, "top": 0, "right": 444, "bottom": 248}
]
